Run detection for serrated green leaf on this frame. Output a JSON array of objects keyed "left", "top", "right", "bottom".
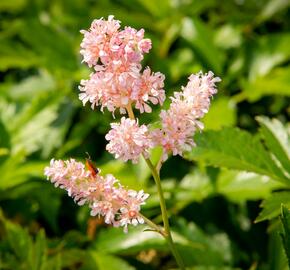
[
  {"left": 256, "top": 192, "right": 290, "bottom": 222},
  {"left": 257, "top": 116, "right": 290, "bottom": 175},
  {"left": 184, "top": 127, "right": 289, "bottom": 184},
  {"left": 280, "top": 205, "right": 290, "bottom": 268}
]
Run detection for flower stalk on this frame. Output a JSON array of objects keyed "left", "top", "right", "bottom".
[{"left": 127, "top": 104, "right": 185, "bottom": 270}]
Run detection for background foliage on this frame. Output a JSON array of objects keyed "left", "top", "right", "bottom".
[{"left": 0, "top": 0, "right": 290, "bottom": 269}]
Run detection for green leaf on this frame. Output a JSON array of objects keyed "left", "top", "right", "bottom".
[
  {"left": 175, "top": 170, "right": 214, "bottom": 210},
  {"left": 256, "top": 116, "right": 290, "bottom": 175},
  {"left": 93, "top": 221, "right": 232, "bottom": 267},
  {"left": 181, "top": 17, "right": 224, "bottom": 74},
  {"left": 1, "top": 212, "right": 32, "bottom": 262},
  {"left": 30, "top": 230, "right": 47, "bottom": 270},
  {"left": 136, "top": 0, "right": 171, "bottom": 17},
  {"left": 5, "top": 91, "right": 62, "bottom": 156},
  {"left": 256, "top": 0, "right": 290, "bottom": 24},
  {"left": 248, "top": 33, "right": 290, "bottom": 80},
  {"left": 100, "top": 160, "right": 145, "bottom": 190},
  {"left": 218, "top": 170, "right": 280, "bottom": 203},
  {"left": 7, "top": 72, "right": 56, "bottom": 102},
  {"left": 34, "top": 185, "right": 62, "bottom": 232},
  {"left": 174, "top": 219, "right": 232, "bottom": 266},
  {"left": 86, "top": 252, "right": 136, "bottom": 270},
  {"left": 168, "top": 48, "right": 201, "bottom": 81},
  {"left": 243, "top": 67, "right": 290, "bottom": 102},
  {"left": 256, "top": 192, "right": 290, "bottom": 222},
  {"left": 0, "top": 41, "right": 39, "bottom": 71},
  {"left": 203, "top": 97, "right": 237, "bottom": 130},
  {"left": 280, "top": 205, "right": 290, "bottom": 268},
  {"left": 0, "top": 0, "right": 27, "bottom": 11},
  {"left": 184, "top": 127, "right": 289, "bottom": 184},
  {"left": 93, "top": 226, "right": 166, "bottom": 254},
  {"left": 18, "top": 19, "right": 78, "bottom": 72},
  {"left": 0, "top": 155, "right": 47, "bottom": 190},
  {"left": 214, "top": 24, "right": 242, "bottom": 49}
]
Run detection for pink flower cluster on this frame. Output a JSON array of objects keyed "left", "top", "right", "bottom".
[
  {"left": 79, "top": 15, "right": 165, "bottom": 114},
  {"left": 154, "top": 71, "right": 221, "bottom": 160},
  {"left": 105, "top": 117, "right": 153, "bottom": 163},
  {"left": 104, "top": 71, "right": 220, "bottom": 162},
  {"left": 44, "top": 159, "right": 149, "bottom": 232},
  {"left": 79, "top": 16, "right": 220, "bottom": 163}
]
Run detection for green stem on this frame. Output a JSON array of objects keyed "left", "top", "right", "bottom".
[
  {"left": 126, "top": 104, "right": 186, "bottom": 269},
  {"left": 139, "top": 213, "right": 166, "bottom": 237},
  {"left": 143, "top": 157, "right": 186, "bottom": 270}
]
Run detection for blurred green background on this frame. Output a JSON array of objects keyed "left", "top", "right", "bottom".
[{"left": 0, "top": 0, "right": 290, "bottom": 269}]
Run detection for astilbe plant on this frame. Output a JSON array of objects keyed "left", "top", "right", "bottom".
[{"left": 44, "top": 15, "right": 221, "bottom": 269}]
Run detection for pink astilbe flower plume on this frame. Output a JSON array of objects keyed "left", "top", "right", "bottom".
[
  {"left": 44, "top": 159, "right": 149, "bottom": 232},
  {"left": 79, "top": 15, "right": 165, "bottom": 114},
  {"left": 105, "top": 117, "right": 153, "bottom": 163},
  {"left": 152, "top": 71, "right": 221, "bottom": 161}
]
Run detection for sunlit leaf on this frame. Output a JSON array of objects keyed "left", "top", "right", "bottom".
[
  {"left": 243, "top": 67, "right": 290, "bottom": 102},
  {"left": 203, "top": 98, "right": 237, "bottom": 130},
  {"left": 218, "top": 170, "right": 280, "bottom": 203},
  {"left": 248, "top": 33, "right": 290, "bottom": 80},
  {"left": 256, "top": 0, "right": 290, "bottom": 24},
  {"left": 93, "top": 226, "right": 166, "bottom": 254},
  {"left": 214, "top": 24, "right": 242, "bottom": 49},
  {"left": 7, "top": 72, "right": 56, "bottom": 101},
  {"left": 184, "top": 127, "right": 289, "bottom": 184}
]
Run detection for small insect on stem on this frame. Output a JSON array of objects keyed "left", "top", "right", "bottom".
[{"left": 85, "top": 152, "right": 99, "bottom": 178}]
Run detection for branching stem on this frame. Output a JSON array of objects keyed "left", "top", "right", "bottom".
[{"left": 126, "top": 104, "right": 186, "bottom": 270}]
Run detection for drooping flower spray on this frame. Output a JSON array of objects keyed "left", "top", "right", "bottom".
[{"left": 44, "top": 16, "right": 220, "bottom": 270}]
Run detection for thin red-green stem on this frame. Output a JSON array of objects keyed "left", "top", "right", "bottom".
[{"left": 126, "top": 104, "right": 186, "bottom": 270}]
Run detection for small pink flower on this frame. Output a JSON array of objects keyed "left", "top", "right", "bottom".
[
  {"left": 119, "top": 190, "right": 149, "bottom": 233},
  {"left": 153, "top": 71, "right": 220, "bottom": 160},
  {"left": 133, "top": 67, "right": 165, "bottom": 113},
  {"left": 105, "top": 117, "right": 153, "bottom": 163},
  {"left": 44, "top": 159, "right": 149, "bottom": 232},
  {"left": 80, "top": 15, "right": 121, "bottom": 67}
]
